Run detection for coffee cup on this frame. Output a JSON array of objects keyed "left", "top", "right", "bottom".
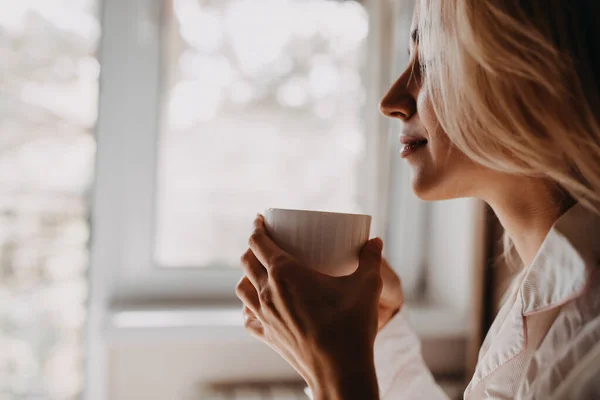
[{"left": 263, "top": 208, "right": 372, "bottom": 277}]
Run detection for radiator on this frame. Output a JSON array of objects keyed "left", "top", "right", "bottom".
[
  {"left": 198, "top": 378, "right": 464, "bottom": 399},
  {"left": 199, "top": 382, "right": 308, "bottom": 400}
]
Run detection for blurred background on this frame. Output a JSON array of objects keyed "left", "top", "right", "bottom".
[{"left": 0, "top": 0, "right": 499, "bottom": 399}]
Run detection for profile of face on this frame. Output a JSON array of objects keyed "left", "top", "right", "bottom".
[{"left": 380, "top": 6, "right": 492, "bottom": 201}]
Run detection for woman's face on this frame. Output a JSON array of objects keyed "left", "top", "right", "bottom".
[{"left": 380, "top": 7, "right": 487, "bottom": 201}]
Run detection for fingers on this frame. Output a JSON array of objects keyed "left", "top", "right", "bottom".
[
  {"left": 235, "top": 276, "right": 261, "bottom": 315},
  {"left": 243, "top": 306, "right": 264, "bottom": 339},
  {"left": 243, "top": 305, "right": 257, "bottom": 320},
  {"left": 248, "top": 215, "right": 290, "bottom": 270},
  {"left": 241, "top": 248, "right": 267, "bottom": 289},
  {"left": 380, "top": 257, "right": 403, "bottom": 307},
  {"left": 253, "top": 214, "right": 266, "bottom": 232},
  {"left": 354, "top": 237, "right": 384, "bottom": 279}
]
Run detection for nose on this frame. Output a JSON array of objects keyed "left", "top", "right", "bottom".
[{"left": 379, "top": 68, "right": 418, "bottom": 121}]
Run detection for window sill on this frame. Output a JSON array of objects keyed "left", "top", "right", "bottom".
[{"left": 105, "top": 302, "right": 469, "bottom": 342}]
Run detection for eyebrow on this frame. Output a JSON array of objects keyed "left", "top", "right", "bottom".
[
  {"left": 408, "top": 28, "right": 419, "bottom": 55},
  {"left": 411, "top": 28, "right": 419, "bottom": 43}
]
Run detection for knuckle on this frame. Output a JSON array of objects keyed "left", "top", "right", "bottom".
[
  {"left": 243, "top": 310, "right": 253, "bottom": 323},
  {"left": 258, "top": 287, "right": 273, "bottom": 306},
  {"left": 248, "top": 232, "right": 262, "bottom": 247},
  {"left": 269, "top": 262, "right": 293, "bottom": 287},
  {"left": 244, "top": 320, "right": 263, "bottom": 339},
  {"left": 242, "top": 306, "right": 253, "bottom": 318},
  {"left": 240, "top": 250, "right": 253, "bottom": 266},
  {"left": 235, "top": 283, "right": 245, "bottom": 298},
  {"left": 235, "top": 278, "right": 248, "bottom": 297},
  {"left": 269, "top": 254, "right": 290, "bottom": 270},
  {"left": 268, "top": 263, "right": 285, "bottom": 281}
]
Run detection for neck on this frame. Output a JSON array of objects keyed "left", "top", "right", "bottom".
[{"left": 481, "top": 176, "right": 575, "bottom": 267}]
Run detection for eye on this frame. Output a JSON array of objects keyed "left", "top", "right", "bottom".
[{"left": 420, "top": 57, "right": 433, "bottom": 72}]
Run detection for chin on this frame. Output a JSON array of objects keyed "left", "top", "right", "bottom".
[
  {"left": 409, "top": 171, "right": 470, "bottom": 201},
  {"left": 411, "top": 180, "right": 448, "bottom": 201}
]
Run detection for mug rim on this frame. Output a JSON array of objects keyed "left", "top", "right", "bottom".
[{"left": 264, "top": 208, "right": 371, "bottom": 219}]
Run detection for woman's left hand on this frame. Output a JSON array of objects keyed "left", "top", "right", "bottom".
[{"left": 235, "top": 215, "right": 383, "bottom": 400}]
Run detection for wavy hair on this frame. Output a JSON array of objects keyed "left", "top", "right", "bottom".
[
  {"left": 418, "top": 0, "right": 600, "bottom": 266},
  {"left": 418, "top": 0, "right": 600, "bottom": 211}
]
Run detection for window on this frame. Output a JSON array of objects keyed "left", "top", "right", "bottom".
[
  {"left": 0, "top": 0, "right": 99, "bottom": 398},
  {"left": 92, "top": 0, "right": 413, "bottom": 306},
  {"left": 155, "top": 0, "right": 372, "bottom": 269}
]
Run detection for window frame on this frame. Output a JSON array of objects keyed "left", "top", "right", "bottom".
[{"left": 90, "top": 0, "right": 421, "bottom": 307}]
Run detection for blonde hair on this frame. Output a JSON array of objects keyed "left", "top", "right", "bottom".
[{"left": 418, "top": 0, "right": 600, "bottom": 214}]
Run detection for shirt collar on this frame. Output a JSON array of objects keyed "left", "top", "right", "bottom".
[{"left": 520, "top": 203, "right": 600, "bottom": 315}]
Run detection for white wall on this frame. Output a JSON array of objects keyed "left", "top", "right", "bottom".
[
  {"left": 105, "top": 301, "right": 471, "bottom": 400},
  {"left": 427, "top": 198, "right": 481, "bottom": 312},
  {"left": 108, "top": 338, "right": 297, "bottom": 400}
]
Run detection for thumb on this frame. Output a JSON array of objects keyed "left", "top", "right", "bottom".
[{"left": 354, "top": 237, "right": 383, "bottom": 277}]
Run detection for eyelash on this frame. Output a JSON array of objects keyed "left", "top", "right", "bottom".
[
  {"left": 421, "top": 58, "right": 433, "bottom": 70},
  {"left": 408, "top": 49, "right": 432, "bottom": 73}
]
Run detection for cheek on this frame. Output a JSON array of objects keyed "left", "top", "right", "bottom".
[
  {"left": 417, "top": 90, "right": 436, "bottom": 136},
  {"left": 417, "top": 89, "right": 450, "bottom": 150},
  {"left": 411, "top": 86, "right": 475, "bottom": 199}
]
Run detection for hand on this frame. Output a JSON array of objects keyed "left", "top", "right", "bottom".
[
  {"left": 236, "top": 215, "right": 382, "bottom": 400},
  {"left": 378, "top": 258, "right": 403, "bottom": 330}
]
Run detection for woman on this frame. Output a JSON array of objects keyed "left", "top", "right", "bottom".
[{"left": 236, "top": 1, "right": 600, "bottom": 399}]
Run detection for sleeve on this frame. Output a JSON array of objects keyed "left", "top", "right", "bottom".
[{"left": 374, "top": 308, "right": 450, "bottom": 400}]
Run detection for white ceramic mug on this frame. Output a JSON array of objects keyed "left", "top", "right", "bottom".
[{"left": 263, "top": 208, "right": 372, "bottom": 277}]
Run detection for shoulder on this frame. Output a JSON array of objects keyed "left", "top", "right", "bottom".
[
  {"left": 547, "top": 331, "right": 600, "bottom": 400},
  {"left": 519, "top": 279, "right": 600, "bottom": 399}
]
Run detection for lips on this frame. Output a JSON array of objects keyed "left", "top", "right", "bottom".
[{"left": 400, "top": 135, "right": 428, "bottom": 158}]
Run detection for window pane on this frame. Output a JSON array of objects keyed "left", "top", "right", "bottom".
[
  {"left": 155, "top": 0, "right": 371, "bottom": 268},
  {"left": 0, "top": 0, "right": 99, "bottom": 398}
]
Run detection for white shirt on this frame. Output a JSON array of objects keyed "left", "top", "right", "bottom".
[{"left": 374, "top": 203, "right": 600, "bottom": 399}]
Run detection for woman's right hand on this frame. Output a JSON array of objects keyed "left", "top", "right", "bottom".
[{"left": 378, "top": 258, "right": 403, "bottom": 330}]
